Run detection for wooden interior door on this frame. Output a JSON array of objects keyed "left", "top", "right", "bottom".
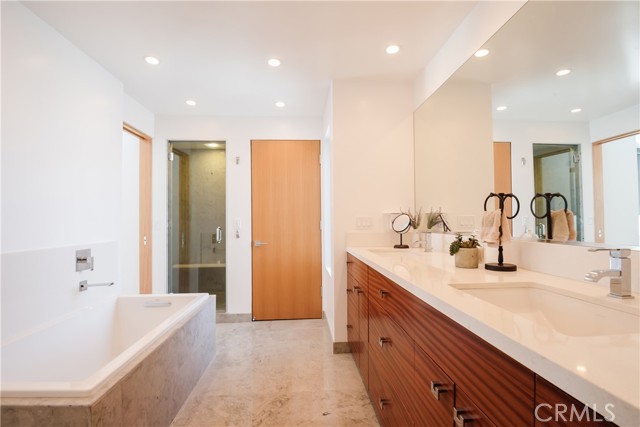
[
  {"left": 123, "top": 123, "right": 152, "bottom": 294},
  {"left": 493, "top": 141, "right": 513, "bottom": 232},
  {"left": 251, "top": 140, "right": 322, "bottom": 320}
]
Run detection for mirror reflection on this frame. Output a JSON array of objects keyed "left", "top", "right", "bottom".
[{"left": 414, "top": 1, "right": 640, "bottom": 246}]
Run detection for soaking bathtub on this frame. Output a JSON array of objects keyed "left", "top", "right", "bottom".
[{"left": 1, "top": 293, "right": 216, "bottom": 426}]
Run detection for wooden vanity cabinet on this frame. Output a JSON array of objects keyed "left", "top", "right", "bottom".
[
  {"left": 368, "top": 363, "right": 414, "bottom": 427},
  {"left": 348, "top": 254, "right": 622, "bottom": 427},
  {"left": 535, "top": 376, "right": 618, "bottom": 427},
  {"left": 412, "top": 345, "right": 454, "bottom": 427},
  {"left": 413, "top": 298, "right": 534, "bottom": 427},
  {"left": 346, "top": 254, "right": 369, "bottom": 389}
]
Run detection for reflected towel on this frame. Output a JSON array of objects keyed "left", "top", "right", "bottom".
[
  {"left": 566, "top": 210, "right": 576, "bottom": 241},
  {"left": 480, "top": 209, "right": 511, "bottom": 246},
  {"left": 551, "top": 209, "right": 570, "bottom": 241}
]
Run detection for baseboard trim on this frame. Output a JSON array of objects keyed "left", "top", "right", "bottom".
[
  {"left": 216, "top": 313, "right": 252, "bottom": 323},
  {"left": 333, "top": 342, "right": 351, "bottom": 354}
]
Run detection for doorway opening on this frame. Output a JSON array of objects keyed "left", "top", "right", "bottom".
[
  {"left": 168, "top": 141, "right": 226, "bottom": 312},
  {"left": 122, "top": 123, "right": 152, "bottom": 294},
  {"left": 532, "top": 143, "right": 583, "bottom": 241}
]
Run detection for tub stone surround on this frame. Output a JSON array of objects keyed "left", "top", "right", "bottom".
[{"left": 1, "top": 297, "right": 216, "bottom": 427}]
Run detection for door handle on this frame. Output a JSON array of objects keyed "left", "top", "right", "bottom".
[
  {"left": 254, "top": 240, "right": 269, "bottom": 247},
  {"left": 216, "top": 226, "right": 223, "bottom": 244}
]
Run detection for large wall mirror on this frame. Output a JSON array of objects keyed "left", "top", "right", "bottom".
[{"left": 414, "top": 1, "right": 640, "bottom": 247}]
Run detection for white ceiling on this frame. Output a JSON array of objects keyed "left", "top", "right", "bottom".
[
  {"left": 23, "top": 1, "right": 477, "bottom": 117},
  {"left": 450, "top": 1, "right": 640, "bottom": 123}
]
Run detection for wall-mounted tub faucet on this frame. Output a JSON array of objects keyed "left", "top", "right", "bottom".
[
  {"left": 584, "top": 248, "right": 633, "bottom": 299},
  {"left": 79, "top": 280, "right": 114, "bottom": 292}
]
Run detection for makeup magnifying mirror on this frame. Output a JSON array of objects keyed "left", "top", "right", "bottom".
[{"left": 392, "top": 214, "right": 412, "bottom": 249}]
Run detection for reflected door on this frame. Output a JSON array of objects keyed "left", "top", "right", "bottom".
[
  {"left": 168, "top": 141, "right": 226, "bottom": 312},
  {"left": 533, "top": 144, "right": 583, "bottom": 240}
]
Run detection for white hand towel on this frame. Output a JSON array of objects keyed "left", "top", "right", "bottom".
[
  {"left": 480, "top": 210, "right": 511, "bottom": 246},
  {"left": 551, "top": 209, "right": 570, "bottom": 241},
  {"left": 566, "top": 210, "right": 576, "bottom": 241},
  {"left": 480, "top": 210, "right": 501, "bottom": 244}
]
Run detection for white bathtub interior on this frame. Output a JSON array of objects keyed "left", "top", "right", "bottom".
[{"left": 1, "top": 293, "right": 210, "bottom": 397}]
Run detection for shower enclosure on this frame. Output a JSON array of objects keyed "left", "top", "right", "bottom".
[
  {"left": 168, "top": 141, "right": 226, "bottom": 311},
  {"left": 532, "top": 143, "right": 583, "bottom": 241}
]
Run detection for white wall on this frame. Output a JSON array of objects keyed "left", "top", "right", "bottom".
[
  {"left": 331, "top": 78, "right": 415, "bottom": 343},
  {"left": 321, "top": 86, "right": 335, "bottom": 336},
  {"left": 493, "top": 120, "right": 591, "bottom": 238},
  {"left": 589, "top": 104, "right": 640, "bottom": 142},
  {"left": 124, "top": 94, "right": 155, "bottom": 138},
  {"left": 1, "top": 2, "right": 124, "bottom": 336},
  {"left": 121, "top": 131, "right": 141, "bottom": 295},
  {"left": 1, "top": 2, "right": 155, "bottom": 337},
  {"left": 601, "top": 135, "right": 639, "bottom": 246},
  {"left": 413, "top": 1, "right": 526, "bottom": 109},
  {"left": 2, "top": 2, "right": 122, "bottom": 252},
  {"left": 152, "top": 116, "right": 322, "bottom": 314},
  {"left": 414, "top": 80, "right": 494, "bottom": 231}
]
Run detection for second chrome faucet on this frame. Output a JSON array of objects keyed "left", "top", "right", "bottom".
[{"left": 584, "top": 248, "right": 633, "bottom": 299}]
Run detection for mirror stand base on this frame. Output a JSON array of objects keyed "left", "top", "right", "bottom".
[
  {"left": 485, "top": 262, "right": 517, "bottom": 272},
  {"left": 393, "top": 244, "right": 409, "bottom": 249}
]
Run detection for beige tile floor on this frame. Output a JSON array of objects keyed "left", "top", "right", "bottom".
[{"left": 171, "top": 319, "right": 380, "bottom": 427}]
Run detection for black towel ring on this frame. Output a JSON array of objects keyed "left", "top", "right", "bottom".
[{"left": 483, "top": 192, "right": 521, "bottom": 219}]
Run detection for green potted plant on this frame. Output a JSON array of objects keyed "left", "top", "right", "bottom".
[{"left": 449, "top": 233, "right": 481, "bottom": 268}]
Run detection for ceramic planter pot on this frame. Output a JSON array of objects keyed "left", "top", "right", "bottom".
[{"left": 454, "top": 247, "right": 479, "bottom": 269}]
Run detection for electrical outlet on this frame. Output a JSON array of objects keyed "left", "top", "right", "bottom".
[
  {"left": 457, "top": 215, "right": 475, "bottom": 228},
  {"left": 355, "top": 217, "right": 373, "bottom": 230}
]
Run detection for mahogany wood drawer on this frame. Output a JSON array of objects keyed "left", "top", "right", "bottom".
[
  {"left": 368, "top": 268, "right": 419, "bottom": 338},
  {"left": 369, "top": 363, "right": 414, "bottom": 427},
  {"left": 535, "top": 376, "right": 619, "bottom": 427},
  {"left": 454, "top": 385, "right": 498, "bottom": 427},
  {"left": 414, "top": 299, "right": 534, "bottom": 427},
  {"left": 368, "top": 300, "right": 415, "bottom": 412},
  {"left": 412, "top": 344, "right": 454, "bottom": 427},
  {"left": 347, "top": 254, "right": 368, "bottom": 289}
]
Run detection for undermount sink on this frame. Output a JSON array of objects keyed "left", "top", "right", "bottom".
[
  {"left": 451, "top": 282, "right": 639, "bottom": 337},
  {"left": 368, "top": 248, "right": 425, "bottom": 254}
]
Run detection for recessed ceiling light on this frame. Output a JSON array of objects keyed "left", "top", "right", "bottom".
[
  {"left": 556, "top": 69, "right": 571, "bottom": 76},
  {"left": 205, "top": 143, "right": 219, "bottom": 149},
  {"left": 385, "top": 45, "right": 400, "bottom": 55},
  {"left": 185, "top": 99, "right": 196, "bottom": 106},
  {"left": 571, "top": 108, "right": 582, "bottom": 113},
  {"left": 268, "top": 58, "right": 281, "bottom": 67},
  {"left": 144, "top": 56, "right": 160, "bottom": 65},
  {"left": 474, "top": 49, "right": 490, "bottom": 58},
  {"left": 496, "top": 106, "right": 508, "bottom": 111},
  {"left": 275, "top": 101, "right": 286, "bottom": 108}
]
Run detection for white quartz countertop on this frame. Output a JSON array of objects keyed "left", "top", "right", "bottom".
[{"left": 347, "top": 247, "right": 640, "bottom": 426}]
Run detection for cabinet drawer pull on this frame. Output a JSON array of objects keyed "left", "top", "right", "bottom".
[
  {"left": 347, "top": 324, "right": 353, "bottom": 329},
  {"left": 378, "top": 337, "right": 391, "bottom": 347},
  {"left": 379, "top": 289, "right": 390, "bottom": 298},
  {"left": 355, "top": 287, "right": 364, "bottom": 295},
  {"left": 346, "top": 288, "right": 353, "bottom": 294},
  {"left": 453, "top": 408, "right": 470, "bottom": 427},
  {"left": 378, "top": 398, "right": 390, "bottom": 410},
  {"left": 430, "top": 381, "right": 445, "bottom": 400}
]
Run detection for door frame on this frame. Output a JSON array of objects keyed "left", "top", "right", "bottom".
[
  {"left": 123, "top": 122, "right": 153, "bottom": 294},
  {"left": 592, "top": 129, "right": 640, "bottom": 243}
]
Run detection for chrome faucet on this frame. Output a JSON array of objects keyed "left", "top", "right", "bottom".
[{"left": 584, "top": 248, "right": 633, "bottom": 299}]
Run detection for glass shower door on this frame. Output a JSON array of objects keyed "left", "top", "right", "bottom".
[
  {"left": 533, "top": 143, "right": 583, "bottom": 241},
  {"left": 168, "top": 141, "right": 226, "bottom": 312}
]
